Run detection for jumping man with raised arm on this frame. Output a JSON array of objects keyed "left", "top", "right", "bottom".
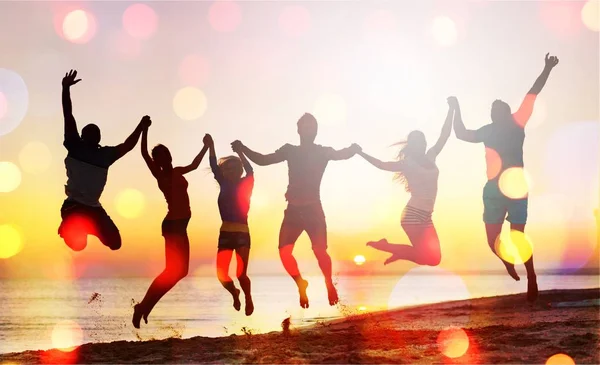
[
  {"left": 452, "top": 53, "right": 559, "bottom": 302},
  {"left": 58, "top": 70, "right": 150, "bottom": 251},
  {"left": 232, "top": 113, "right": 361, "bottom": 308}
]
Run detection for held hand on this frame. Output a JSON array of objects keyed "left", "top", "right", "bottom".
[
  {"left": 447, "top": 96, "right": 458, "bottom": 109},
  {"left": 62, "top": 69, "right": 82, "bottom": 87},
  {"left": 544, "top": 53, "right": 559, "bottom": 69},
  {"left": 231, "top": 140, "right": 244, "bottom": 153},
  {"left": 351, "top": 143, "right": 362, "bottom": 154},
  {"left": 203, "top": 133, "right": 214, "bottom": 147},
  {"left": 140, "top": 115, "right": 152, "bottom": 129}
]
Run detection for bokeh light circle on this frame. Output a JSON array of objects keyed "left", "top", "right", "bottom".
[
  {"left": 123, "top": 3, "right": 158, "bottom": 40},
  {"left": 279, "top": 5, "right": 311, "bottom": 37},
  {"left": 0, "top": 68, "right": 29, "bottom": 136},
  {"left": 313, "top": 93, "right": 347, "bottom": 126},
  {"left": 354, "top": 255, "right": 366, "bottom": 266},
  {"left": 0, "top": 224, "right": 23, "bottom": 259},
  {"left": 208, "top": 0, "right": 242, "bottom": 33},
  {"left": 546, "top": 353, "right": 575, "bottom": 365},
  {"left": 437, "top": 327, "right": 469, "bottom": 358},
  {"left": 494, "top": 230, "right": 534, "bottom": 265},
  {"left": 582, "top": 0, "right": 599, "bottom": 32},
  {"left": 62, "top": 9, "right": 97, "bottom": 44},
  {"left": 51, "top": 320, "right": 83, "bottom": 352},
  {"left": 498, "top": 167, "right": 530, "bottom": 199},
  {"left": 0, "top": 162, "right": 22, "bottom": 193},
  {"left": 179, "top": 54, "right": 210, "bottom": 86},
  {"left": 431, "top": 16, "right": 458, "bottom": 46},
  {"left": 173, "top": 87, "right": 207, "bottom": 121},
  {"left": 388, "top": 266, "right": 471, "bottom": 309},
  {"left": 19, "top": 141, "right": 52, "bottom": 175},
  {"left": 115, "top": 188, "right": 145, "bottom": 219}
]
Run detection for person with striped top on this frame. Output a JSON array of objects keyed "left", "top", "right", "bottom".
[{"left": 359, "top": 98, "right": 455, "bottom": 266}]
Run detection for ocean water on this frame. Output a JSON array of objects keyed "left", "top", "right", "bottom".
[{"left": 0, "top": 273, "right": 598, "bottom": 354}]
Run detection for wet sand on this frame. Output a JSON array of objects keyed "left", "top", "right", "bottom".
[{"left": 1, "top": 288, "right": 598, "bottom": 364}]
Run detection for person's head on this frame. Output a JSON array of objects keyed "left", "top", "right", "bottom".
[
  {"left": 400, "top": 130, "right": 427, "bottom": 158},
  {"left": 491, "top": 99, "right": 512, "bottom": 123},
  {"left": 297, "top": 113, "right": 318, "bottom": 144},
  {"left": 218, "top": 156, "right": 243, "bottom": 182},
  {"left": 81, "top": 124, "right": 101, "bottom": 146},
  {"left": 151, "top": 144, "right": 172, "bottom": 170}
]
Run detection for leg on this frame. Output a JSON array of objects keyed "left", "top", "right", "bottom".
[
  {"left": 217, "top": 248, "right": 241, "bottom": 311},
  {"left": 508, "top": 198, "right": 537, "bottom": 302},
  {"left": 235, "top": 245, "right": 253, "bottom": 316},
  {"left": 279, "top": 215, "right": 308, "bottom": 308},
  {"left": 483, "top": 195, "right": 520, "bottom": 281},
  {"left": 384, "top": 225, "right": 441, "bottom": 266},
  {"left": 59, "top": 203, "right": 92, "bottom": 251},
  {"left": 133, "top": 230, "right": 189, "bottom": 328},
  {"left": 306, "top": 211, "right": 338, "bottom": 306},
  {"left": 94, "top": 207, "right": 122, "bottom": 251}
]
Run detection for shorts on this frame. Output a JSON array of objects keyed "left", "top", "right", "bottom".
[
  {"left": 58, "top": 199, "right": 121, "bottom": 250},
  {"left": 161, "top": 218, "right": 190, "bottom": 237},
  {"left": 218, "top": 231, "right": 251, "bottom": 251},
  {"left": 401, "top": 205, "right": 433, "bottom": 227},
  {"left": 483, "top": 181, "right": 528, "bottom": 224},
  {"left": 279, "top": 203, "right": 327, "bottom": 249}
]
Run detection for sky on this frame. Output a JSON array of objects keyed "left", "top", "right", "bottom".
[{"left": 0, "top": 0, "right": 598, "bottom": 279}]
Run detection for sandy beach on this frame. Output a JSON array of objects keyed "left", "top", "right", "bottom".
[{"left": 1, "top": 288, "right": 598, "bottom": 364}]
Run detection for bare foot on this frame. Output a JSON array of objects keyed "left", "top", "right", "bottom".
[
  {"left": 366, "top": 238, "right": 390, "bottom": 252},
  {"left": 527, "top": 275, "right": 538, "bottom": 303},
  {"left": 384, "top": 254, "right": 399, "bottom": 265},
  {"left": 245, "top": 295, "right": 254, "bottom": 316},
  {"left": 504, "top": 262, "right": 521, "bottom": 281},
  {"left": 233, "top": 288, "right": 241, "bottom": 311},
  {"left": 297, "top": 279, "right": 309, "bottom": 309},
  {"left": 132, "top": 304, "right": 144, "bottom": 329},
  {"left": 326, "top": 284, "right": 339, "bottom": 306}
]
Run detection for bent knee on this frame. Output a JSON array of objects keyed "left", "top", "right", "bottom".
[{"left": 418, "top": 252, "right": 441, "bottom": 266}]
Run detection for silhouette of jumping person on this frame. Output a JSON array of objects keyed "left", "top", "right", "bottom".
[
  {"left": 58, "top": 70, "right": 150, "bottom": 251},
  {"left": 452, "top": 53, "right": 559, "bottom": 303},
  {"left": 205, "top": 134, "right": 255, "bottom": 316},
  {"left": 232, "top": 113, "right": 361, "bottom": 308},
  {"left": 359, "top": 99, "right": 454, "bottom": 266},
  {"left": 132, "top": 123, "right": 209, "bottom": 328}
]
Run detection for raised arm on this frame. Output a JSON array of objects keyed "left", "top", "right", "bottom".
[
  {"left": 358, "top": 151, "right": 403, "bottom": 172},
  {"left": 233, "top": 143, "right": 254, "bottom": 176},
  {"left": 175, "top": 139, "right": 209, "bottom": 175},
  {"left": 514, "top": 53, "right": 559, "bottom": 126},
  {"left": 426, "top": 99, "right": 454, "bottom": 159},
  {"left": 451, "top": 97, "right": 485, "bottom": 143},
  {"left": 328, "top": 144, "right": 361, "bottom": 161},
  {"left": 232, "top": 140, "right": 286, "bottom": 166},
  {"left": 140, "top": 122, "right": 160, "bottom": 178},
  {"left": 62, "top": 70, "right": 82, "bottom": 146},
  {"left": 205, "top": 134, "right": 223, "bottom": 182},
  {"left": 115, "top": 116, "right": 151, "bottom": 160}
]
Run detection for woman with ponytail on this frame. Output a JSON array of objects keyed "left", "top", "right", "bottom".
[{"left": 358, "top": 98, "right": 455, "bottom": 266}]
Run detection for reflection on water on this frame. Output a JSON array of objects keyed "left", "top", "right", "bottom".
[{"left": 0, "top": 274, "right": 597, "bottom": 354}]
